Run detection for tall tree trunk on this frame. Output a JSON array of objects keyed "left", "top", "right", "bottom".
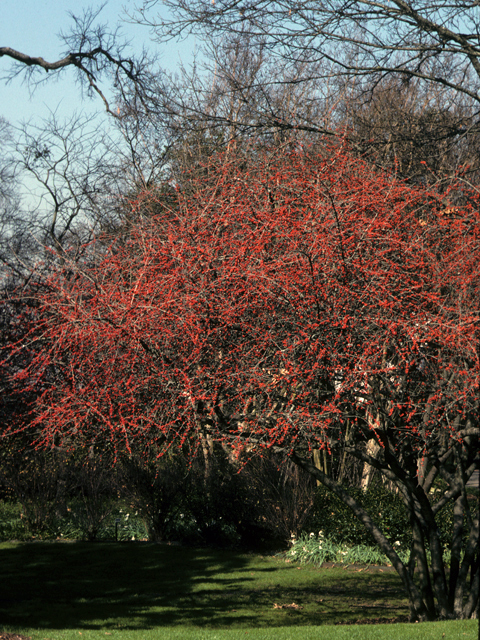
[
  {"left": 313, "top": 448, "right": 330, "bottom": 485},
  {"left": 409, "top": 518, "right": 436, "bottom": 618},
  {"left": 291, "top": 452, "right": 430, "bottom": 621},
  {"left": 360, "top": 438, "right": 380, "bottom": 490},
  {"left": 448, "top": 493, "right": 466, "bottom": 610}
]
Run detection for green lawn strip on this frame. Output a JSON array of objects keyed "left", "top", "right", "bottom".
[
  {"left": 0, "top": 541, "right": 476, "bottom": 640},
  {"left": 2, "top": 621, "right": 478, "bottom": 640}
]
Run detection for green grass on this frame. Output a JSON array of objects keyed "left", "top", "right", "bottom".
[
  {"left": 0, "top": 541, "right": 477, "bottom": 640},
  {"left": 3, "top": 620, "right": 476, "bottom": 640}
]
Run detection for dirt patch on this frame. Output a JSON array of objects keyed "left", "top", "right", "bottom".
[{"left": 0, "top": 634, "right": 32, "bottom": 640}]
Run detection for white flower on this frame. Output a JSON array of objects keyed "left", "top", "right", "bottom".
[
  {"left": 394, "top": 541, "right": 401, "bottom": 547},
  {"left": 310, "top": 532, "right": 315, "bottom": 538}
]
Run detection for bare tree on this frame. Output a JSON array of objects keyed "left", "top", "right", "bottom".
[
  {"left": 0, "top": 118, "right": 15, "bottom": 198},
  {"left": 137, "top": 1, "right": 480, "bottom": 103},
  {"left": 339, "top": 76, "right": 480, "bottom": 187},
  {"left": 11, "top": 112, "right": 125, "bottom": 261},
  {"left": 131, "top": 0, "right": 480, "bottom": 180},
  {"left": 132, "top": 31, "right": 340, "bottom": 184},
  {"left": 1, "top": 4, "right": 153, "bottom": 118},
  {"left": 0, "top": 117, "right": 37, "bottom": 283}
]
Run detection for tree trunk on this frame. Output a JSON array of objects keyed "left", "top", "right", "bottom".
[
  {"left": 291, "top": 452, "right": 430, "bottom": 621},
  {"left": 448, "top": 493, "right": 466, "bottom": 610},
  {"left": 313, "top": 448, "right": 330, "bottom": 485},
  {"left": 409, "top": 519, "right": 436, "bottom": 618},
  {"left": 360, "top": 438, "right": 380, "bottom": 491}
]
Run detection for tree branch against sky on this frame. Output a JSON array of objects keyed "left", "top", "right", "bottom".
[
  {"left": 2, "top": 2, "right": 479, "bottom": 186},
  {"left": 136, "top": 0, "right": 480, "bottom": 103},
  {"left": 0, "top": 4, "right": 155, "bottom": 120}
]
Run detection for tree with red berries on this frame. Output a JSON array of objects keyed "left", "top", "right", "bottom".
[{"left": 3, "top": 143, "right": 479, "bottom": 620}]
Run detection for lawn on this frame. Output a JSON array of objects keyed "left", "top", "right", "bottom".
[{"left": 0, "top": 541, "right": 477, "bottom": 640}]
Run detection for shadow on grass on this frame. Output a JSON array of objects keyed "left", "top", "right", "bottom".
[{"left": 0, "top": 541, "right": 408, "bottom": 632}]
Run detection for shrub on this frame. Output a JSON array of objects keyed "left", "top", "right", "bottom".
[
  {"left": 238, "top": 452, "right": 316, "bottom": 545},
  {"left": 0, "top": 501, "right": 28, "bottom": 540},
  {"left": 304, "top": 483, "right": 413, "bottom": 548},
  {"left": 289, "top": 531, "right": 410, "bottom": 566},
  {"left": 179, "top": 451, "right": 246, "bottom": 547},
  {"left": 66, "top": 452, "right": 120, "bottom": 541},
  {"left": 0, "top": 448, "right": 70, "bottom": 537},
  {"left": 303, "top": 481, "right": 465, "bottom": 557},
  {"left": 119, "top": 452, "right": 189, "bottom": 542}
]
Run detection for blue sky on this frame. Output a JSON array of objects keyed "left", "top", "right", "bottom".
[{"left": 0, "top": 0, "right": 194, "bottom": 129}]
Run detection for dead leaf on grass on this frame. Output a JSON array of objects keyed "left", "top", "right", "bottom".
[{"left": 273, "top": 602, "right": 303, "bottom": 610}]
